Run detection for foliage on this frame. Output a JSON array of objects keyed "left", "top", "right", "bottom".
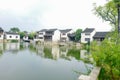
[
  {"left": 43, "top": 47, "right": 53, "bottom": 59},
  {"left": 91, "top": 31, "right": 120, "bottom": 80},
  {"left": 19, "top": 32, "right": 26, "bottom": 39},
  {"left": 67, "top": 48, "right": 80, "bottom": 60},
  {"left": 93, "top": 0, "right": 118, "bottom": 29},
  {"left": 28, "top": 32, "right": 36, "bottom": 39},
  {"left": 9, "top": 27, "right": 20, "bottom": 33},
  {"left": 75, "top": 29, "right": 82, "bottom": 42},
  {"left": 11, "top": 40, "right": 19, "bottom": 43}
]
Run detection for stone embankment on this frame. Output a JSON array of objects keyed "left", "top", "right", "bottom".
[{"left": 78, "top": 67, "right": 101, "bottom": 80}]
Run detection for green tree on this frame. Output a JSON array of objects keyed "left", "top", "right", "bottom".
[
  {"left": 75, "top": 29, "right": 82, "bottom": 42},
  {"left": 94, "top": 0, "right": 117, "bottom": 29},
  {"left": 28, "top": 32, "right": 36, "bottom": 39},
  {"left": 91, "top": 31, "right": 120, "bottom": 80},
  {"left": 19, "top": 32, "right": 26, "bottom": 39},
  {"left": 9, "top": 27, "right": 20, "bottom": 33}
]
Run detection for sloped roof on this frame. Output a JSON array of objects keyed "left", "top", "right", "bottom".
[
  {"left": 0, "top": 27, "right": 4, "bottom": 31},
  {"left": 82, "top": 28, "right": 95, "bottom": 33},
  {"left": 5, "top": 32, "right": 19, "bottom": 35},
  {"left": 59, "top": 29, "right": 72, "bottom": 33},
  {"left": 93, "top": 32, "right": 109, "bottom": 38},
  {"left": 68, "top": 33, "right": 75, "bottom": 37},
  {"left": 39, "top": 29, "right": 47, "bottom": 32},
  {"left": 47, "top": 29, "right": 57, "bottom": 32}
]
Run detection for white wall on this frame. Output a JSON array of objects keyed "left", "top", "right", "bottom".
[
  {"left": 52, "top": 30, "right": 60, "bottom": 42},
  {"left": 0, "top": 34, "right": 4, "bottom": 39},
  {"left": 81, "top": 30, "right": 96, "bottom": 43},
  {"left": 37, "top": 32, "right": 45, "bottom": 42},
  {"left": 60, "top": 29, "right": 74, "bottom": 41},
  {"left": 23, "top": 36, "right": 29, "bottom": 40},
  {"left": 6, "top": 34, "right": 20, "bottom": 40}
]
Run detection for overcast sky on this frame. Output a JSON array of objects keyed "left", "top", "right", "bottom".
[{"left": 0, "top": 0, "right": 111, "bottom": 32}]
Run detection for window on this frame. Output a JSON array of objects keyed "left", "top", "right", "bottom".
[
  {"left": 85, "top": 33, "right": 90, "bottom": 35},
  {"left": 39, "top": 33, "right": 43, "bottom": 35},
  {"left": 16, "top": 36, "right": 18, "bottom": 38},
  {"left": 62, "top": 33, "right": 66, "bottom": 35},
  {"left": 9, "top": 36, "right": 12, "bottom": 38},
  {"left": 0, "top": 35, "right": 1, "bottom": 37},
  {"left": 39, "top": 37, "right": 43, "bottom": 39},
  {"left": 85, "top": 38, "right": 90, "bottom": 41}
]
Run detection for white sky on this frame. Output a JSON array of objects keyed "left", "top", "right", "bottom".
[{"left": 0, "top": 0, "right": 111, "bottom": 32}]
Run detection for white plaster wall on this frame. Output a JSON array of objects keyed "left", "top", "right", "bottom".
[
  {"left": 6, "top": 34, "right": 20, "bottom": 40},
  {"left": 81, "top": 30, "right": 96, "bottom": 43},
  {"left": 0, "top": 35, "right": 4, "bottom": 39},
  {"left": 60, "top": 29, "right": 74, "bottom": 41},
  {"left": 52, "top": 30, "right": 60, "bottom": 42}
]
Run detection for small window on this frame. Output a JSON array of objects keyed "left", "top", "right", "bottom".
[
  {"left": 39, "top": 37, "right": 43, "bottom": 39},
  {"left": 39, "top": 33, "right": 43, "bottom": 35},
  {"left": 62, "top": 33, "right": 66, "bottom": 35},
  {"left": 85, "top": 38, "right": 90, "bottom": 41},
  {"left": 16, "top": 36, "right": 18, "bottom": 38},
  {"left": 85, "top": 33, "right": 90, "bottom": 35},
  {"left": 9, "top": 36, "right": 12, "bottom": 38}
]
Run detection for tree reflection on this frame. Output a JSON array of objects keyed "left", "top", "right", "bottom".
[{"left": 67, "top": 48, "right": 80, "bottom": 60}]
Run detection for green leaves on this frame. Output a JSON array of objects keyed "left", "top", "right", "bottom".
[
  {"left": 93, "top": 1, "right": 118, "bottom": 29},
  {"left": 75, "top": 29, "right": 82, "bottom": 42},
  {"left": 9, "top": 27, "right": 20, "bottom": 33},
  {"left": 91, "top": 31, "right": 120, "bottom": 79}
]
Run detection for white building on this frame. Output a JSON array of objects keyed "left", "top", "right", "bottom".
[
  {"left": 81, "top": 28, "right": 96, "bottom": 43},
  {"left": 44, "top": 29, "right": 61, "bottom": 42},
  {"left": 59, "top": 29, "right": 74, "bottom": 42},
  {"left": 4, "top": 32, "right": 20, "bottom": 41},
  {"left": 35, "top": 29, "right": 47, "bottom": 42}
]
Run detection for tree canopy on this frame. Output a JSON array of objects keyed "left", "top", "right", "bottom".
[
  {"left": 94, "top": 0, "right": 117, "bottom": 29},
  {"left": 9, "top": 27, "right": 20, "bottom": 33},
  {"left": 75, "top": 29, "right": 82, "bottom": 42}
]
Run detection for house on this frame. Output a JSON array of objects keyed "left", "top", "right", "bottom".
[
  {"left": 0, "top": 27, "right": 4, "bottom": 42},
  {"left": 93, "top": 32, "right": 109, "bottom": 41},
  {"left": 44, "top": 29, "right": 60, "bottom": 42},
  {"left": 4, "top": 32, "right": 20, "bottom": 42},
  {"left": 23, "top": 35, "right": 29, "bottom": 41},
  {"left": 59, "top": 29, "right": 74, "bottom": 42},
  {"left": 81, "top": 28, "right": 96, "bottom": 43},
  {"left": 35, "top": 29, "right": 47, "bottom": 42}
]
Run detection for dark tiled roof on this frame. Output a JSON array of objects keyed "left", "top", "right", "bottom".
[
  {"left": 0, "top": 27, "right": 4, "bottom": 32},
  {"left": 82, "top": 28, "right": 95, "bottom": 33},
  {"left": 68, "top": 33, "right": 75, "bottom": 37},
  {"left": 38, "top": 29, "right": 47, "bottom": 32},
  {"left": 47, "top": 29, "right": 57, "bottom": 32},
  {"left": 59, "top": 29, "right": 72, "bottom": 33},
  {"left": 93, "top": 32, "right": 109, "bottom": 38},
  {"left": 5, "top": 32, "right": 19, "bottom": 35}
]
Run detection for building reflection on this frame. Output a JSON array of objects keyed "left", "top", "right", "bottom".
[{"left": 5, "top": 43, "right": 20, "bottom": 51}]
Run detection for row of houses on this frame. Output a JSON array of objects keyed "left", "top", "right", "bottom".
[
  {"left": 34, "top": 28, "right": 109, "bottom": 43},
  {"left": 0, "top": 27, "right": 109, "bottom": 43},
  {"left": 34, "top": 29, "right": 74, "bottom": 42},
  {"left": 0, "top": 27, "right": 20, "bottom": 42},
  {"left": 81, "top": 28, "right": 109, "bottom": 43}
]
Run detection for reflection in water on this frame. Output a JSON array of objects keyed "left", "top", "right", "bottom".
[
  {"left": 0, "top": 43, "right": 3, "bottom": 56},
  {"left": 26, "top": 43, "right": 92, "bottom": 62},
  {"left": 0, "top": 42, "right": 93, "bottom": 80},
  {"left": 5, "top": 43, "right": 20, "bottom": 51}
]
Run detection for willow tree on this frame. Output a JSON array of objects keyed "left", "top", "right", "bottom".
[
  {"left": 94, "top": 0, "right": 118, "bottom": 30},
  {"left": 92, "top": 0, "right": 120, "bottom": 80}
]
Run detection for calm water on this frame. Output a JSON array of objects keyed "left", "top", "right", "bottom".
[{"left": 0, "top": 43, "right": 93, "bottom": 80}]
